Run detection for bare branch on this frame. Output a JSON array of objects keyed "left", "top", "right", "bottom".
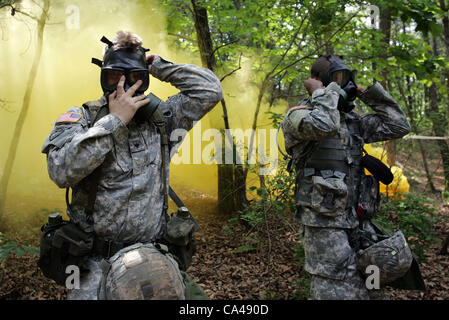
[
  {"left": 210, "top": 38, "right": 239, "bottom": 57},
  {"left": 220, "top": 53, "right": 242, "bottom": 82},
  {"left": 12, "top": 8, "right": 38, "bottom": 20},
  {"left": 267, "top": 14, "right": 307, "bottom": 77},
  {"left": 0, "top": 98, "right": 14, "bottom": 113},
  {"left": 167, "top": 32, "right": 197, "bottom": 44},
  {"left": 272, "top": 8, "right": 362, "bottom": 78}
]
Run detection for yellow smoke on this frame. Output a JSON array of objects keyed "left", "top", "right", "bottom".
[
  {"left": 364, "top": 144, "right": 409, "bottom": 198},
  {"left": 0, "top": 0, "right": 285, "bottom": 229}
]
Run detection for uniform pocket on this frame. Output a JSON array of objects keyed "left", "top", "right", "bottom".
[{"left": 310, "top": 175, "right": 348, "bottom": 217}]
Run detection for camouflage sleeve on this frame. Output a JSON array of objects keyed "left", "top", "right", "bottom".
[
  {"left": 358, "top": 81, "right": 411, "bottom": 143},
  {"left": 149, "top": 56, "right": 223, "bottom": 151},
  {"left": 41, "top": 107, "right": 127, "bottom": 188},
  {"left": 280, "top": 82, "right": 341, "bottom": 144}
]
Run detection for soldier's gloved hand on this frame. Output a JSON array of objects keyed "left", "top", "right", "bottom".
[
  {"left": 304, "top": 78, "right": 323, "bottom": 96},
  {"left": 108, "top": 75, "right": 150, "bottom": 125},
  {"left": 356, "top": 85, "right": 366, "bottom": 97},
  {"left": 146, "top": 54, "right": 159, "bottom": 67}
]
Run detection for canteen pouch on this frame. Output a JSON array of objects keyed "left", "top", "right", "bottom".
[
  {"left": 163, "top": 207, "right": 200, "bottom": 271},
  {"left": 38, "top": 214, "right": 94, "bottom": 285}
]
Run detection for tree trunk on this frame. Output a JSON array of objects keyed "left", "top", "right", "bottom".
[
  {"left": 438, "top": 0, "right": 449, "bottom": 254},
  {"left": 396, "top": 77, "right": 436, "bottom": 192},
  {"left": 379, "top": 5, "right": 396, "bottom": 167},
  {"left": 190, "top": 0, "right": 247, "bottom": 215},
  {"left": 439, "top": 0, "right": 449, "bottom": 89},
  {"left": 427, "top": 37, "right": 449, "bottom": 189},
  {"left": 0, "top": 0, "right": 49, "bottom": 223}
]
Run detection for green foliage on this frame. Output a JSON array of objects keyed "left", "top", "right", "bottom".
[
  {"left": 222, "top": 216, "right": 240, "bottom": 235},
  {"left": 234, "top": 244, "right": 257, "bottom": 254},
  {"left": 239, "top": 158, "right": 295, "bottom": 228},
  {"left": 265, "top": 110, "right": 284, "bottom": 129},
  {"left": 374, "top": 193, "right": 440, "bottom": 261},
  {"left": 0, "top": 240, "right": 40, "bottom": 261}
]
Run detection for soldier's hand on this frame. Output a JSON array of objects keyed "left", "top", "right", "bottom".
[
  {"left": 146, "top": 54, "right": 159, "bottom": 67},
  {"left": 356, "top": 85, "right": 366, "bottom": 97},
  {"left": 108, "top": 75, "right": 150, "bottom": 125},
  {"left": 304, "top": 78, "right": 323, "bottom": 96}
]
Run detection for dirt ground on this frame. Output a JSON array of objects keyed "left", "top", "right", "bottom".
[
  {"left": 1, "top": 204, "right": 449, "bottom": 300},
  {"left": 1, "top": 146, "right": 449, "bottom": 300}
]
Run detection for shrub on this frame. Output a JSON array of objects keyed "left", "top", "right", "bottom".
[
  {"left": 374, "top": 192, "right": 440, "bottom": 261},
  {"left": 239, "top": 158, "right": 295, "bottom": 228}
]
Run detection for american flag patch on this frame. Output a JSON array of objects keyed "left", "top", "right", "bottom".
[
  {"left": 289, "top": 105, "right": 308, "bottom": 112},
  {"left": 56, "top": 113, "right": 82, "bottom": 123}
]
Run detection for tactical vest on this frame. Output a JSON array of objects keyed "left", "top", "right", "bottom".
[
  {"left": 295, "top": 112, "right": 365, "bottom": 217},
  {"left": 77, "top": 96, "right": 169, "bottom": 219}
]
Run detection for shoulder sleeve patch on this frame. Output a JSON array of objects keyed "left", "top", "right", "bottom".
[
  {"left": 289, "top": 105, "right": 308, "bottom": 112},
  {"left": 56, "top": 112, "right": 83, "bottom": 123}
]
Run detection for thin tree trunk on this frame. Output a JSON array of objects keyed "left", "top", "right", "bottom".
[
  {"left": 379, "top": 5, "right": 396, "bottom": 167},
  {"left": 245, "top": 76, "right": 270, "bottom": 178},
  {"left": 439, "top": 0, "right": 449, "bottom": 89},
  {"left": 0, "top": 1, "right": 49, "bottom": 222},
  {"left": 438, "top": 0, "right": 449, "bottom": 254},
  {"left": 426, "top": 36, "right": 449, "bottom": 189},
  {"left": 396, "top": 78, "right": 436, "bottom": 192},
  {"left": 190, "top": 0, "right": 247, "bottom": 215}
]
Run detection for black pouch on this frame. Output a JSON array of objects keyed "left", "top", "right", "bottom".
[
  {"left": 357, "top": 175, "right": 381, "bottom": 220},
  {"left": 162, "top": 207, "right": 200, "bottom": 271},
  {"left": 38, "top": 213, "right": 94, "bottom": 286}
]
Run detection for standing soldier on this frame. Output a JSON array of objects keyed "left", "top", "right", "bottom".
[
  {"left": 40, "top": 31, "right": 222, "bottom": 299},
  {"left": 280, "top": 55, "right": 411, "bottom": 299}
]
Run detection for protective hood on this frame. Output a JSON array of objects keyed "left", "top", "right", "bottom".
[
  {"left": 319, "top": 56, "right": 357, "bottom": 113},
  {"left": 92, "top": 36, "right": 150, "bottom": 95}
]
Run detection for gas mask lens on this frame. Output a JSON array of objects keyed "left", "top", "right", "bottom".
[
  {"left": 101, "top": 68, "right": 149, "bottom": 92},
  {"left": 331, "top": 69, "right": 352, "bottom": 87},
  {"left": 128, "top": 70, "right": 147, "bottom": 85},
  {"left": 103, "top": 69, "right": 123, "bottom": 89}
]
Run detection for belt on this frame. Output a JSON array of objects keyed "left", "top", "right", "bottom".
[{"left": 92, "top": 237, "right": 135, "bottom": 259}]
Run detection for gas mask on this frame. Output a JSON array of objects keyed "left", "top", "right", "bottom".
[
  {"left": 318, "top": 56, "right": 358, "bottom": 113},
  {"left": 91, "top": 36, "right": 160, "bottom": 123}
]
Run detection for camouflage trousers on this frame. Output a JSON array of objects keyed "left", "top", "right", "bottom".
[
  {"left": 66, "top": 256, "right": 208, "bottom": 300},
  {"left": 302, "top": 226, "right": 382, "bottom": 300}
]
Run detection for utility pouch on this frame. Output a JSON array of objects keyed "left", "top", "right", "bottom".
[
  {"left": 163, "top": 207, "right": 200, "bottom": 271},
  {"left": 356, "top": 175, "right": 381, "bottom": 220},
  {"left": 310, "top": 173, "right": 348, "bottom": 217},
  {"left": 296, "top": 168, "right": 348, "bottom": 217},
  {"left": 38, "top": 213, "right": 94, "bottom": 286}
]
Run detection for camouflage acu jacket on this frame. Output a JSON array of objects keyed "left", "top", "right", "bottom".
[
  {"left": 280, "top": 81, "right": 411, "bottom": 229},
  {"left": 42, "top": 56, "right": 223, "bottom": 243}
]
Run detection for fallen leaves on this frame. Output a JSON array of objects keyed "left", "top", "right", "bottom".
[{"left": 1, "top": 201, "right": 449, "bottom": 300}]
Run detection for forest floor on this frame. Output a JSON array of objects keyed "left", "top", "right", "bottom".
[
  {"left": 1, "top": 147, "right": 449, "bottom": 300},
  {"left": 1, "top": 201, "right": 449, "bottom": 300}
]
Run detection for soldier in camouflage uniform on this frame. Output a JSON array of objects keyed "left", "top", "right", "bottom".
[
  {"left": 280, "top": 55, "right": 411, "bottom": 299},
  {"left": 41, "top": 31, "right": 222, "bottom": 299}
]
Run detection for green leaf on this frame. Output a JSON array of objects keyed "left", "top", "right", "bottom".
[{"left": 234, "top": 245, "right": 256, "bottom": 254}]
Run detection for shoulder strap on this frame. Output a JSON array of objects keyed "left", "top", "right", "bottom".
[{"left": 152, "top": 108, "right": 169, "bottom": 213}]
